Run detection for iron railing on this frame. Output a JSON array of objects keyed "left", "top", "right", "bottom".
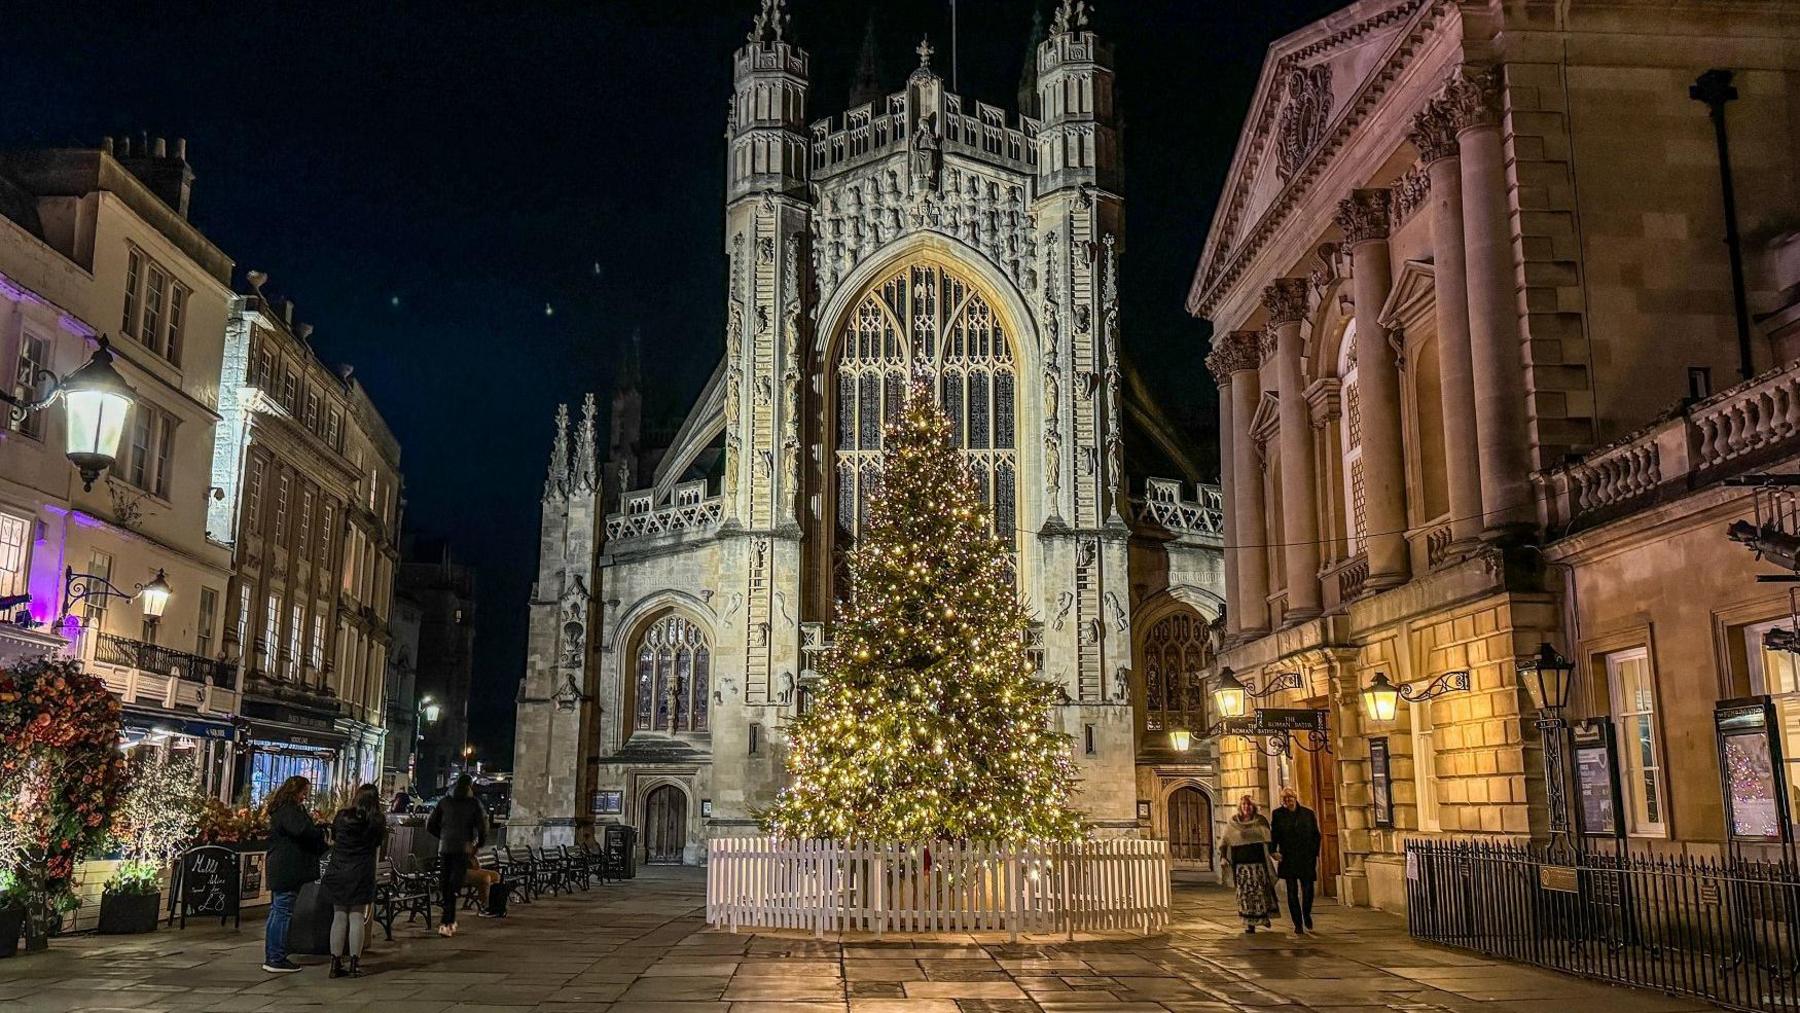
[
  {"left": 1408, "top": 838, "right": 1800, "bottom": 1012},
  {"left": 95, "top": 632, "right": 233, "bottom": 687}
]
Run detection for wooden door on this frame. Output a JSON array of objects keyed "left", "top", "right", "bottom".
[
  {"left": 1167, "top": 787, "right": 1214, "bottom": 869},
  {"left": 643, "top": 785, "right": 686, "bottom": 864},
  {"left": 1307, "top": 747, "right": 1340, "bottom": 897}
]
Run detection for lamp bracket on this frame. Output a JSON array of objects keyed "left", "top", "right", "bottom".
[
  {"left": 1248, "top": 670, "right": 1303, "bottom": 700},
  {"left": 0, "top": 366, "right": 59, "bottom": 422},
  {"left": 1398, "top": 670, "right": 1471, "bottom": 704},
  {"left": 60, "top": 565, "right": 147, "bottom": 624}
]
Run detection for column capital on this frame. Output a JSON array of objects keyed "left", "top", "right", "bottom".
[
  {"left": 1334, "top": 188, "right": 1392, "bottom": 246},
  {"left": 1259, "top": 325, "right": 1278, "bottom": 365},
  {"left": 1261, "top": 277, "right": 1311, "bottom": 325},
  {"left": 1206, "top": 330, "right": 1261, "bottom": 382},
  {"left": 1444, "top": 65, "right": 1502, "bottom": 133},
  {"left": 1408, "top": 98, "right": 1460, "bottom": 164}
]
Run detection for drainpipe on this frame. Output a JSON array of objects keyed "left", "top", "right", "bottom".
[{"left": 1690, "top": 69, "right": 1756, "bottom": 382}]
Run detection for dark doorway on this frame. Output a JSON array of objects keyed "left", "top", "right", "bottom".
[
  {"left": 1167, "top": 786, "right": 1214, "bottom": 869},
  {"left": 643, "top": 784, "right": 687, "bottom": 864}
]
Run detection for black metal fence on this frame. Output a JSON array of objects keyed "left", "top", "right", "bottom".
[
  {"left": 1407, "top": 839, "right": 1800, "bottom": 1012},
  {"left": 95, "top": 632, "right": 233, "bottom": 686}
]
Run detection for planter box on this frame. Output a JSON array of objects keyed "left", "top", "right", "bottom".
[
  {"left": 97, "top": 891, "right": 161, "bottom": 935},
  {"left": 0, "top": 907, "right": 20, "bottom": 958}
]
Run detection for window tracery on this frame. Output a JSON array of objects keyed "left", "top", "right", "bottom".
[
  {"left": 831, "top": 262, "right": 1018, "bottom": 584},
  {"left": 633, "top": 613, "right": 710, "bottom": 733},
  {"left": 1141, "top": 610, "right": 1213, "bottom": 734}
]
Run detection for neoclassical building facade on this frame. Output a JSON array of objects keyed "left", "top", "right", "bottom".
[
  {"left": 511, "top": 1, "right": 1226, "bottom": 865},
  {"left": 1192, "top": 0, "right": 1800, "bottom": 911}
]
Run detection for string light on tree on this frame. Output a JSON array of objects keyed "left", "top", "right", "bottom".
[{"left": 761, "top": 372, "right": 1083, "bottom": 844}]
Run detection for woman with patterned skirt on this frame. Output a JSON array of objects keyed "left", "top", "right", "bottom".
[{"left": 1219, "top": 795, "right": 1279, "bottom": 932}]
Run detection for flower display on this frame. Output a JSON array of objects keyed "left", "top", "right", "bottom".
[{"left": 0, "top": 656, "right": 128, "bottom": 945}]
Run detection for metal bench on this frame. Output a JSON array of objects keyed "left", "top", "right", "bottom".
[{"left": 372, "top": 856, "right": 434, "bottom": 939}]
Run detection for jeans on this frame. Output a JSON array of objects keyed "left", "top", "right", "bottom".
[
  {"left": 439, "top": 859, "right": 468, "bottom": 925},
  {"left": 265, "top": 890, "right": 297, "bottom": 965},
  {"left": 1285, "top": 878, "right": 1315, "bottom": 931}
]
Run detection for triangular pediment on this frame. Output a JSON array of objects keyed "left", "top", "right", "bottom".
[
  {"left": 1187, "top": 0, "right": 1450, "bottom": 321},
  {"left": 1378, "top": 259, "right": 1436, "bottom": 332},
  {"left": 1249, "top": 389, "right": 1282, "bottom": 454}
]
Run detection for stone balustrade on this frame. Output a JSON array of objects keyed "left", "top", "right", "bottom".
[
  {"left": 811, "top": 91, "right": 1039, "bottom": 180},
  {"left": 605, "top": 480, "right": 722, "bottom": 542},
  {"left": 1543, "top": 357, "right": 1800, "bottom": 530},
  {"left": 1136, "top": 478, "right": 1225, "bottom": 537}
]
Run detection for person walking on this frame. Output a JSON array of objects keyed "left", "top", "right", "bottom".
[
  {"left": 263, "top": 776, "right": 326, "bottom": 973},
  {"left": 1218, "top": 794, "right": 1278, "bottom": 933},
  {"left": 426, "top": 774, "right": 488, "bottom": 936},
  {"left": 321, "top": 784, "right": 386, "bottom": 977},
  {"left": 1270, "top": 786, "right": 1323, "bottom": 935}
]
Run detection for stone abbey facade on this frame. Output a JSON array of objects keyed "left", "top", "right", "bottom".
[{"left": 510, "top": 0, "right": 1226, "bottom": 866}]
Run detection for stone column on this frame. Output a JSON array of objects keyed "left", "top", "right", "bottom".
[
  {"left": 1448, "top": 67, "right": 1534, "bottom": 535},
  {"left": 1335, "top": 189, "right": 1410, "bottom": 588},
  {"left": 1210, "top": 357, "right": 1242, "bottom": 636},
  {"left": 1412, "top": 99, "right": 1484, "bottom": 552},
  {"left": 1209, "top": 331, "right": 1268, "bottom": 633},
  {"left": 1265, "top": 278, "right": 1321, "bottom": 620}
]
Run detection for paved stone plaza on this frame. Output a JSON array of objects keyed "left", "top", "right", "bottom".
[{"left": 0, "top": 868, "right": 1715, "bottom": 1012}]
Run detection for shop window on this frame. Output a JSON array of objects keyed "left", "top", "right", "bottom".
[
  {"left": 1744, "top": 618, "right": 1800, "bottom": 831},
  {"left": 1605, "top": 647, "right": 1667, "bottom": 836}
]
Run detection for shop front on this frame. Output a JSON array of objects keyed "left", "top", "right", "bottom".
[{"left": 119, "top": 709, "right": 244, "bottom": 802}]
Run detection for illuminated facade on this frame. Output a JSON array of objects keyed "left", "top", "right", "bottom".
[{"left": 511, "top": 0, "right": 1227, "bottom": 864}]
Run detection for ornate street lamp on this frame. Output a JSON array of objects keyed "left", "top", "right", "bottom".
[
  {"left": 61, "top": 565, "right": 174, "bottom": 630},
  {"left": 1167, "top": 727, "right": 1192, "bottom": 752},
  {"left": 1210, "top": 666, "right": 1302, "bottom": 720},
  {"left": 1360, "top": 669, "right": 1472, "bottom": 725},
  {"left": 1518, "top": 642, "right": 1575, "bottom": 715},
  {"left": 1, "top": 337, "right": 138, "bottom": 491}
]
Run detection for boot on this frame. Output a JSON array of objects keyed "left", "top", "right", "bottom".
[
  {"left": 329, "top": 957, "right": 345, "bottom": 979},
  {"left": 348, "top": 956, "right": 362, "bottom": 978}
]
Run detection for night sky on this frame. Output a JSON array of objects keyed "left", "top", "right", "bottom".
[{"left": 10, "top": 0, "right": 1343, "bottom": 760}]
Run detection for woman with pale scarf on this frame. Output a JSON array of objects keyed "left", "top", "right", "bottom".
[{"left": 1219, "top": 794, "right": 1279, "bottom": 932}]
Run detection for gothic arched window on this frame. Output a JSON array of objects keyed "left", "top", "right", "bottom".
[
  {"left": 832, "top": 262, "right": 1018, "bottom": 584},
  {"left": 1140, "top": 610, "right": 1213, "bottom": 734},
  {"left": 633, "top": 613, "right": 710, "bottom": 734}
]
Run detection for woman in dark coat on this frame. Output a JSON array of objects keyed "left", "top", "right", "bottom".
[
  {"left": 263, "top": 776, "right": 327, "bottom": 974},
  {"left": 322, "top": 784, "right": 385, "bottom": 977}
]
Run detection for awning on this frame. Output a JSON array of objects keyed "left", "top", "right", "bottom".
[{"left": 121, "top": 708, "right": 243, "bottom": 742}]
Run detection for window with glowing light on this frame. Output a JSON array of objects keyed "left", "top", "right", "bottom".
[
  {"left": 632, "top": 613, "right": 710, "bottom": 734},
  {"left": 1139, "top": 610, "right": 1214, "bottom": 735},
  {"left": 831, "top": 261, "right": 1017, "bottom": 589}
]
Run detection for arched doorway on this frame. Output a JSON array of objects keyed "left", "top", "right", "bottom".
[
  {"left": 643, "top": 784, "right": 687, "bottom": 864},
  {"left": 1167, "top": 786, "right": 1213, "bottom": 870}
]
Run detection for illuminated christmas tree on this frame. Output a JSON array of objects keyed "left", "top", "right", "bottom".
[{"left": 762, "top": 374, "right": 1083, "bottom": 843}]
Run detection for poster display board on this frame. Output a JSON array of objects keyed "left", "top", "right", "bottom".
[
  {"left": 1368, "top": 737, "right": 1393, "bottom": 828},
  {"left": 592, "top": 790, "right": 624, "bottom": 815},
  {"left": 1572, "top": 718, "right": 1623, "bottom": 839},
  {"left": 1716, "top": 698, "right": 1789, "bottom": 843}
]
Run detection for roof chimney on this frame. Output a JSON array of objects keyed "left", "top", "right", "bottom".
[{"left": 114, "top": 130, "right": 195, "bottom": 219}]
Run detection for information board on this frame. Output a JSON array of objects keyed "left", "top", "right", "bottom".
[
  {"left": 1369, "top": 737, "right": 1394, "bottom": 828},
  {"left": 1716, "top": 698, "right": 1788, "bottom": 843},
  {"left": 1572, "top": 719, "right": 1622, "bottom": 839}
]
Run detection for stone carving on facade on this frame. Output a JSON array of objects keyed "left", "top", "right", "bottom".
[
  {"left": 812, "top": 167, "right": 1038, "bottom": 298},
  {"left": 1276, "top": 63, "right": 1333, "bottom": 181},
  {"left": 1391, "top": 164, "right": 1431, "bottom": 226},
  {"left": 911, "top": 107, "right": 941, "bottom": 193},
  {"left": 755, "top": 376, "right": 772, "bottom": 407},
  {"left": 1261, "top": 277, "right": 1309, "bottom": 325},
  {"left": 1079, "top": 617, "right": 1103, "bottom": 646},
  {"left": 1101, "top": 235, "right": 1123, "bottom": 515},
  {"left": 1205, "top": 330, "right": 1261, "bottom": 383},
  {"left": 1309, "top": 241, "right": 1343, "bottom": 299},
  {"left": 774, "top": 590, "right": 794, "bottom": 625},
  {"left": 1103, "top": 590, "right": 1128, "bottom": 633},
  {"left": 1051, "top": 591, "right": 1074, "bottom": 630},
  {"left": 1112, "top": 666, "right": 1130, "bottom": 704},
  {"left": 1409, "top": 98, "right": 1459, "bottom": 164},
  {"left": 1334, "top": 188, "right": 1392, "bottom": 246},
  {"left": 782, "top": 436, "right": 800, "bottom": 516},
  {"left": 723, "top": 591, "right": 744, "bottom": 628},
  {"left": 544, "top": 403, "right": 570, "bottom": 501},
  {"left": 574, "top": 394, "right": 599, "bottom": 491},
  {"left": 1051, "top": 0, "right": 1089, "bottom": 35},
  {"left": 757, "top": 236, "right": 775, "bottom": 266},
  {"left": 747, "top": 0, "right": 787, "bottom": 43},
  {"left": 1443, "top": 65, "right": 1502, "bottom": 133},
  {"left": 777, "top": 670, "right": 795, "bottom": 705},
  {"left": 1075, "top": 537, "right": 1097, "bottom": 569},
  {"left": 755, "top": 448, "right": 773, "bottom": 480},
  {"left": 724, "top": 434, "right": 741, "bottom": 503}
]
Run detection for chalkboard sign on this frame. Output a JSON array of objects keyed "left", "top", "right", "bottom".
[{"left": 175, "top": 845, "right": 242, "bottom": 929}]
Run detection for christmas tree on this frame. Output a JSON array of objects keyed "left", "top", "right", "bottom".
[{"left": 762, "top": 373, "right": 1083, "bottom": 843}]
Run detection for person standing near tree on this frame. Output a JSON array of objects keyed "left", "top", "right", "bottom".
[
  {"left": 426, "top": 774, "right": 487, "bottom": 936},
  {"left": 1269, "top": 786, "right": 1322, "bottom": 935},
  {"left": 321, "top": 784, "right": 385, "bottom": 977},
  {"left": 262, "top": 776, "right": 326, "bottom": 973}
]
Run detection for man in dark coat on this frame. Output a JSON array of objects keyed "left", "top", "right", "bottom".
[
  {"left": 1269, "top": 786, "right": 1322, "bottom": 934},
  {"left": 426, "top": 774, "right": 488, "bottom": 935}
]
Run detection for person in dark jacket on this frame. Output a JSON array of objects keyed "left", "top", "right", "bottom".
[
  {"left": 263, "top": 776, "right": 327, "bottom": 973},
  {"left": 322, "top": 784, "right": 385, "bottom": 977},
  {"left": 1269, "top": 787, "right": 1323, "bottom": 934},
  {"left": 426, "top": 774, "right": 488, "bottom": 936}
]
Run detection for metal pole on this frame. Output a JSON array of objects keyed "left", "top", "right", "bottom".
[{"left": 1690, "top": 69, "right": 1755, "bottom": 382}]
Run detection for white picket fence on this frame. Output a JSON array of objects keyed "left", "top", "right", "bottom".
[{"left": 706, "top": 837, "right": 1171, "bottom": 940}]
